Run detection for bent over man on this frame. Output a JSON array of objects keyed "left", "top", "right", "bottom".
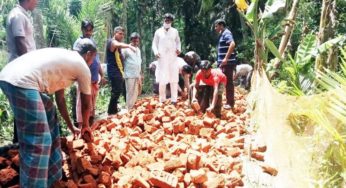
[
  {"left": 190, "top": 60, "right": 227, "bottom": 118},
  {"left": 0, "top": 38, "right": 96, "bottom": 187}
]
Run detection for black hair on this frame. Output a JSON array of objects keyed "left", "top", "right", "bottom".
[
  {"left": 114, "top": 26, "right": 125, "bottom": 33},
  {"left": 200, "top": 60, "right": 212, "bottom": 70},
  {"left": 73, "top": 38, "right": 97, "bottom": 55},
  {"left": 164, "top": 13, "right": 174, "bottom": 21},
  {"left": 214, "top": 19, "right": 226, "bottom": 27},
  {"left": 130, "top": 32, "right": 140, "bottom": 40},
  {"left": 81, "top": 20, "right": 94, "bottom": 30},
  {"left": 182, "top": 65, "right": 193, "bottom": 74}
]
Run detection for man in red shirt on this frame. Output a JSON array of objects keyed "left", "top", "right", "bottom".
[{"left": 190, "top": 60, "right": 227, "bottom": 118}]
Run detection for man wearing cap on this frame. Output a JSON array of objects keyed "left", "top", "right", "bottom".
[
  {"left": 190, "top": 60, "right": 227, "bottom": 118},
  {"left": 152, "top": 13, "right": 181, "bottom": 104},
  {"left": 0, "top": 38, "right": 96, "bottom": 187},
  {"left": 123, "top": 32, "right": 142, "bottom": 110},
  {"left": 214, "top": 19, "right": 237, "bottom": 110}
]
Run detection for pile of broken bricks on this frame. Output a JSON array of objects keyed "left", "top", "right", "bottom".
[{"left": 0, "top": 90, "right": 277, "bottom": 188}]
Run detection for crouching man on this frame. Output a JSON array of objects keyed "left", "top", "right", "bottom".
[
  {"left": 190, "top": 60, "right": 227, "bottom": 118},
  {"left": 0, "top": 38, "right": 96, "bottom": 187},
  {"left": 234, "top": 63, "right": 253, "bottom": 90}
]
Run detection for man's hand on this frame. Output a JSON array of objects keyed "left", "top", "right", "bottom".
[
  {"left": 129, "top": 45, "right": 137, "bottom": 52},
  {"left": 81, "top": 126, "right": 94, "bottom": 142},
  {"left": 206, "top": 105, "right": 214, "bottom": 112},
  {"left": 99, "top": 77, "right": 107, "bottom": 86},
  {"left": 220, "top": 58, "right": 228, "bottom": 67}
]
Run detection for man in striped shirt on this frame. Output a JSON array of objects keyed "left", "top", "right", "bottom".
[{"left": 214, "top": 19, "right": 237, "bottom": 110}]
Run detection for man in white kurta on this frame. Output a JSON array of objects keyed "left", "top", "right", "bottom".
[{"left": 152, "top": 13, "right": 181, "bottom": 104}]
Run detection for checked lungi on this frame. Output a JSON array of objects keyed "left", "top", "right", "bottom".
[{"left": 0, "top": 81, "right": 62, "bottom": 188}]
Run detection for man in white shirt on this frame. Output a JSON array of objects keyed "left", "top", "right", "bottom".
[
  {"left": 152, "top": 13, "right": 181, "bottom": 104},
  {"left": 0, "top": 39, "right": 96, "bottom": 187},
  {"left": 123, "top": 32, "right": 142, "bottom": 110},
  {"left": 6, "top": 0, "right": 37, "bottom": 62}
]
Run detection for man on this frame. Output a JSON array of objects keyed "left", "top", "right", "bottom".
[
  {"left": 123, "top": 32, "right": 142, "bottom": 110},
  {"left": 214, "top": 19, "right": 237, "bottom": 109},
  {"left": 74, "top": 20, "right": 106, "bottom": 127},
  {"left": 152, "top": 13, "right": 181, "bottom": 104},
  {"left": 190, "top": 60, "right": 227, "bottom": 118},
  {"left": 234, "top": 63, "right": 253, "bottom": 90},
  {"left": 184, "top": 51, "right": 201, "bottom": 73},
  {"left": 106, "top": 26, "right": 136, "bottom": 115},
  {"left": 149, "top": 58, "right": 192, "bottom": 99},
  {"left": 0, "top": 38, "right": 96, "bottom": 187},
  {"left": 6, "top": 0, "right": 38, "bottom": 143},
  {"left": 6, "top": 0, "right": 37, "bottom": 62},
  {"left": 177, "top": 57, "right": 193, "bottom": 99}
]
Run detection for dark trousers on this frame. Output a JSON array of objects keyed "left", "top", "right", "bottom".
[
  {"left": 108, "top": 77, "right": 124, "bottom": 115},
  {"left": 221, "top": 64, "right": 236, "bottom": 107},
  {"left": 189, "top": 84, "right": 222, "bottom": 118}
]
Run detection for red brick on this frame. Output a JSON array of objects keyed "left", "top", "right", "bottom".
[
  {"left": 98, "top": 171, "right": 111, "bottom": 186},
  {"left": 83, "top": 174, "right": 97, "bottom": 187},
  {"left": 132, "top": 176, "right": 150, "bottom": 188},
  {"left": 0, "top": 167, "right": 18, "bottom": 185},
  {"left": 190, "top": 169, "right": 207, "bottom": 184},
  {"left": 149, "top": 170, "right": 178, "bottom": 188}
]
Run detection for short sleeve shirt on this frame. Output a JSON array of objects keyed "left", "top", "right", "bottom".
[
  {"left": 123, "top": 46, "right": 142, "bottom": 78},
  {"left": 217, "top": 28, "right": 236, "bottom": 66},
  {"left": 0, "top": 48, "right": 91, "bottom": 95},
  {"left": 195, "top": 69, "right": 227, "bottom": 87},
  {"left": 6, "top": 5, "right": 36, "bottom": 62}
]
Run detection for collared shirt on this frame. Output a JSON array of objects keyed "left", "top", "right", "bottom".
[
  {"left": 6, "top": 4, "right": 36, "bottom": 62},
  {"left": 123, "top": 46, "right": 142, "bottom": 78},
  {"left": 217, "top": 28, "right": 237, "bottom": 67}
]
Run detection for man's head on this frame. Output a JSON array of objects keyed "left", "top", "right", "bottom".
[
  {"left": 19, "top": 0, "right": 38, "bottom": 11},
  {"left": 81, "top": 20, "right": 94, "bottom": 38},
  {"left": 73, "top": 38, "right": 97, "bottom": 66},
  {"left": 113, "top": 26, "right": 125, "bottom": 42},
  {"left": 163, "top": 13, "right": 174, "bottom": 29},
  {"left": 200, "top": 60, "right": 212, "bottom": 79},
  {"left": 214, "top": 19, "right": 226, "bottom": 34},
  {"left": 181, "top": 65, "right": 192, "bottom": 77},
  {"left": 130, "top": 32, "right": 140, "bottom": 47}
]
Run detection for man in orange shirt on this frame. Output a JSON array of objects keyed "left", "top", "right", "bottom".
[{"left": 190, "top": 60, "right": 227, "bottom": 118}]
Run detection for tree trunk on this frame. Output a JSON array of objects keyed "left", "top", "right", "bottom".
[
  {"left": 32, "top": 9, "right": 45, "bottom": 49},
  {"left": 121, "top": 0, "right": 128, "bottom": 38},
  {"left": 270, "top": 0, "right": 300, "bottom": 80},
  {"left": 315, "top": 0, "right": 337, "bottom": 72}
]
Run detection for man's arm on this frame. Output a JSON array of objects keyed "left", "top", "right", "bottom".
[
  {"left": 55, "top": 89, "right": 79, "bottom": 137},
  {"left": 110, "top": 40, "right": 136, "bottom": 52},
  {"left": 207, "top": 83, "right": 219, "bottom": 112},
  {"left": 175, "top": 30, "right": 181, "bottom": 55},
  {"left": 14, "top": 36, "right": 28, "bottom": 56},
  {"left": 152, "top": 31, "right": 160, "bottom": 58}
]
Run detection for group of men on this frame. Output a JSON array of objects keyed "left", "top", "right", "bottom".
[{"left": 1, "top": 0, "right": 252, "bottom": 186}]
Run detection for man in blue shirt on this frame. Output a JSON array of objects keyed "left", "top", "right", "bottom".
[{"left": 215, "top": 19, "right": 237, "bottom": 109}]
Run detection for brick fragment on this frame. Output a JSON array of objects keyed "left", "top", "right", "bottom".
[
  {"left": 0, "top": 167, "right": 19, "bottom": 186},
  {"left": 260, "top": 164, "right": 278, "bottom": 176},
  {"left": 132, "top": 176, "right": 150, "bottom": 188},
  {"left": 149, "top": 170, "right": 178, "bottom": 188},
  {"left": 190, "top": 169, "right": 207, "bottom": 184},
  {"left": 98, "top": 171, "right": 111, "bottom": 186}
]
